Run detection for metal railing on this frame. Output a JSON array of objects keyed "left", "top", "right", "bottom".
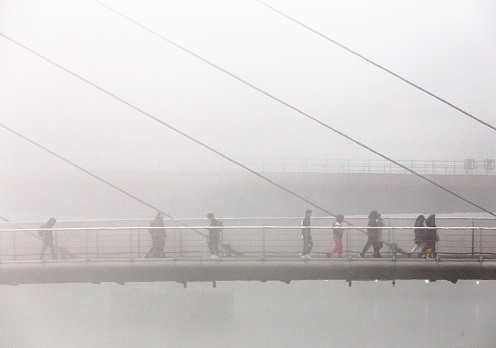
[
  {"left": 1, "top": 224, "right": 496, "bottom": 262},
  {"left": 90, "top": 158, "right": 496, "bottom": 174}
]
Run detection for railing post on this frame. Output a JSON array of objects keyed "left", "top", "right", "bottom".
[
  {"left": 345, "top": 227, "right": 350, "bottom": 258},
  {"left": 387, "top": 222, "right": 391, "bottom": 258},
  {"left": 262, "top": 227, "right": 266, "bottom": 259},
  {"left": 54, "top": 231, "right": 58, "bottom": 260},
  {"left": 220, "top": 227, "right": 224, "bottom": 258},
  {"left": 471, "top": 219, "right": 475, "bottom": 258},
  {"left": 479, "top": 228, "right": 483, "bottom": 256},
  {"left": 389, "top": 221, "right": 395, "bottom": 258},
  {"left": 129, "top": 228, "right": 133, "bottom": 259},
  {"left": 96, "top": 230, "right": 100, "bottom": 259},
  {"left": 180, "top": 229, "right": 183, "bottom": 258},
  {"left": 12, "top": 230, "right": 17, "bottom": 261},
  {"left": 85, "top": 229, "right": 89, "bottom": 260},
  {"left": 137, "top": 229, "right": 141, "bottom": 259}
]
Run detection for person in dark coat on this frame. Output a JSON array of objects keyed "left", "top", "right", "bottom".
[
  {"left": 327, "top": 214, "right": 345, "bottom": 258},
  {"left": 422, "top": 214, "right": 438, "bottom": 258},
  {"left": 301, "top": 209, "right": 313, "bottom": 259},
  {"left": 410, "top": 215, "right": 426, "bottom": 256},
  {"left": 40, "top": 217, "right": 57, "bottom": 260},
  {"left": 359, "top": 210, "right": 383, "bottom": 258},
  {"left": 207, "top": 213, "right": 221, "bottom": 259},
  {"left": 145, "top": 211, "right": 166, "bottom": 258}
]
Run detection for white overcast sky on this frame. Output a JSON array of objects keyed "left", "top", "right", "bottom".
[{"left": 1, "top": 0, "right": 495, "bottom": 171}]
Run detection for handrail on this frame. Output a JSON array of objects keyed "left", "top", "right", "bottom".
[
  {"left": 1, "top": 224, "right": 496, "bottom": 263},
  {"left": 1, "top": 225, "right": 496, "bottom": 232},
  {"left": 93, "top": 158, "right": 496, "bottom": 174}
]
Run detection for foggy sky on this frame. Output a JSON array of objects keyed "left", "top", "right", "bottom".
[
  {"left": 2, "top": 3, "right": 496, "bottom": 347},
  {"left": 1, "top": 0, "right": 495, "bottom": 175}
]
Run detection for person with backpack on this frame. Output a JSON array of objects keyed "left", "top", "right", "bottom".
[
  {"left": 410, "top": 215, "right": 426, "bottom": 256},
  {"left": 145, "top": 211, "right": 166, "bottom": 258},
  {"left": 422, "top": 214, "right": 438, "bottom": 258},
  {"left": 207, "top": 213, "right": 222, "bottom": 259},
  {"left": 359, "top": 210, "right": 383, "bottom": 258},
  {"left": 40, "top": 217, "right": 57, "bottom": 260}
]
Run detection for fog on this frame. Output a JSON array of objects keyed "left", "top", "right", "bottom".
[
  {"left": 1, "top": 280, "right": 496, "bottom": 347},
  {"left": 1, "top": 0, "right": 496, "bottom": 176},
  {"left": 1, "top": 1, "right": 496, "bottom": 347}
]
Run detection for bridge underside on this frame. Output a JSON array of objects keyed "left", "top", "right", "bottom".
[{"left": 1, "top": 258, "right": 495, "bottom": 285}]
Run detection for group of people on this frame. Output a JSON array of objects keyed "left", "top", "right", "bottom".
[
  {"left": 410, "top": 214, "right": 438, "bottom": 258},
  {"left": 38, "top": 210, "right": 438, "bottom": 260},
  {"left": 359, "top": 210, "right": 385, "bottom": 258},
  {"left": 302, "top": 210, "right": 346, "bottom": 259},
  {"left": 301, "top": 209, "right": 384, "bottom": 259},
  {"left": 301, "top": 209, "right": 438, "bottom": 259},
  {"left": 147, "top": 212, "right": 223, "bottom": 259},
  {"left": 37, "top": 212, "right": 222, "bottom": 260}
]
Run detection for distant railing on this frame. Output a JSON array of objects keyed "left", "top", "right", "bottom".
[
  {"left": 108, "top": 158, "right": 496, "bottom": 174},
  {"left": 1, "top": 223, "right": 496, "bottom": 261}
]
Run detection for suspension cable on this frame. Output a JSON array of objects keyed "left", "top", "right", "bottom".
[
  {"left": 0, "top": 34, "right": 337, "bottom": 218},
  {"left": 1, "top": 29, "right": 493, "bottom": 219},
  {"left": 86, "top": 4, "right": 496, "bottom": 217},
  {"left": 255, "top": 0, "right": 496, "bottom": 133},
  {"left": 0, "top": 123, "right": 211, "bottom": 237},
  {"left": 0, "top": 124, "right": 163, "bottom": 214}
]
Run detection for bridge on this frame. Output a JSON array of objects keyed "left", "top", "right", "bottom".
[{"left": 1, "top": 216, "right": 495, "bottom": 286}]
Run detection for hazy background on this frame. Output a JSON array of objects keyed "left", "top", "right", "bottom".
[
  {"left": 1, "top": 1, "right": 496, "bottom": 347},
  {"left": 1, "top": 0, "right": 496, "bottom": 221},
  {"left": 1, "top": 0, "right": 496, "bottom": 174},
  {"left": 2, "top": 280, "right": 496, "bottom": 348}
]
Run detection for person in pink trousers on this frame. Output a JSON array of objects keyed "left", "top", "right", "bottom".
[{"left": 327, "top": 214, "right": 345, "bottom": 258}]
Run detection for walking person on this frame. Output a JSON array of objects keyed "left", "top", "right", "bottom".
[
  {"left": 327, "top": 214, "right": 345, "bottom": 258},
  {"left": 207, "top": 213, "right": 221, "bottom": 259},
  {"left": 410, "top": 215, "right": 426, "bottom": 256},
  {"left": 422, "top": 214, "right": 438, "bottom": 258},
  {"left": 301, "top": 209, "right": 313, "bottom": 259},
  {"left": 40, "top": 217, "right": 57, "bottom": 260},
  {"left": 145, "top": 211, "right": 166, "bottom": 258},
  {"left": 359, "top": 210, "right": 383, "bottom": 258}
]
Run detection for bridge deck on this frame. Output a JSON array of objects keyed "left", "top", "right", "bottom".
[
  {"left": 2, "top": 217, "right": 496, "bottom": 285},
  {"left": 1, "top": 256, "right": 495, "bottom": 285}
]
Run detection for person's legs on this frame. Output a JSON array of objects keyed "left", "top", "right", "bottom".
[
  {"left": 145, "top": 246, "right": 154, "bottom": 258},
  {"left": 302, "top": 232, "right": 308, "bottom": 255},
  {"left": 336, "top": 237, "right": 343, "bottom": 257},
  {"left": 329, "top": 236, "right": 342, "bottom": 257},
  {"left": 360, "top": 240, "right": 372, "bottom": 257},
  {"left": 40, "top": 240, "right": 48, "bottom": 259},
  {"left": 307, "top": 236, "right": 313, "bottom": 254},
  {"left": 214, "top": 242, "right": 219, "bottom": 256},
  {"left": 208, "top": 240, "right": 215, "bottom": 255},
  {"left": 157, "top": 242, "right": 165, "bottom": 258},
  {"left": 48, "top": 241, "right": 57, "bottom": 260},
  {"left": 422, "top": 242, "right": 435, "bottom": 258},
  {"left": 373, "top": 241, "right": 382, "bottom": 257},
  {"left": 209, "top": 235, "right": 220, "bottom": 256}
]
